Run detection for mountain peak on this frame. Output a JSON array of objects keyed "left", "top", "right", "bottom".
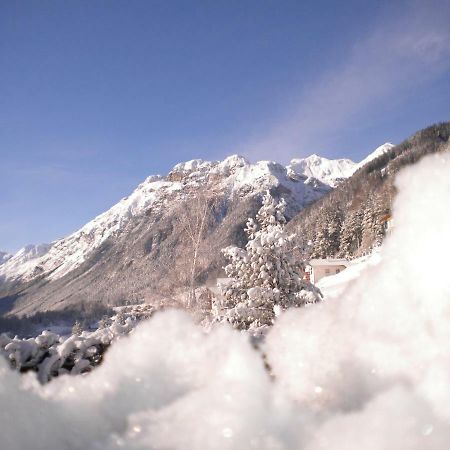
[
  {"left": 288, "top": 154, "right": 356, "bottom": 187},
  {"left": 356, "top": 143, "right": 395, "bottom": 170}
]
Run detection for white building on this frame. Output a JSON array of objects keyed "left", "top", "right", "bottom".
[{"left": 305, "top": 258, "right": 349, "bottom": 284}]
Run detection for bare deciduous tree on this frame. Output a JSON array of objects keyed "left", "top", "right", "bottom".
[{"left": 177, "top": 190, "right": 217, "bottom": 307}]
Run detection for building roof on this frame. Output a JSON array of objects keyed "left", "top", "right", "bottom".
[{"left": 308, "top": 258, "right": 350, "bottom": 267}]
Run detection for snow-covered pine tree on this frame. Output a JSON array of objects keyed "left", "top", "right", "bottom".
[
  {"left": 372, "top": 195, "right": 388, "bottom": 246},
  {"left": 311, "top": 227, "right": 328, "bottom": 259},
  {"left": 72, "top": 320, "right": 83, "bottom": 336},
  {"left": 213, "top": 191, "right": 321, "bottom": 332},
  {"left": 339, "top": 210, "right": 363, "bottom": 257},
  {"left": 361, "top": 198, "right": 375, "bottom": 251},
  {"left": 325, "top": 208, "right": 342, "bottom": 256}
]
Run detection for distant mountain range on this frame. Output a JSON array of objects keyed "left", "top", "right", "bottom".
[
  {"left": 287, "top": 143, "right": 394, "bottom": 188},
  {"left": 1, "top": 124, "right": 447, "bottom": 321}
]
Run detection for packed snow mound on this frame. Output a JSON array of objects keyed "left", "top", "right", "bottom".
[
  {"left": 288, "top": 154, "right": 356, "bottom": 187},
  {"left": 356, "top": 142, "right": 395, "bottom": 170},
  {"left": 1, "top": 152, "right": 450, "bottom": 449}
]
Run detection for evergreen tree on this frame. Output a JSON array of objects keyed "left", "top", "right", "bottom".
[
  {"left": 71, "top": 320, "right": 83, "bottom": 336},
  {"left": 361, "top": 198, "right": 375, "bottom": 251},
  {"left": 310, "top": 207, "right": 342, "bottom": 258},
  {"left": 372, "top": 195, "right": 388, "bottom": 246},
  {"left": 325, "top": 208, "right": 342, "bottom": 255},
  {"left": 311, "top": 228, "right": 327, "bottom": 259},
  {"left": 213, "top": 191, "right": 321, "bottom": 331},
  {"left": 339, "top": 210, "right": 363, "bottom": 257}
]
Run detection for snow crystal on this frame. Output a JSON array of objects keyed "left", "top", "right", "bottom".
[{"left": 1, "top": 152, "right": 450, "bottom": 449}]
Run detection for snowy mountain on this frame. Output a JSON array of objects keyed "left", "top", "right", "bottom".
[
  {"left": 0, "top": 252, "right": 12, "bottom": 266},
  {"left": 0, "top": 244, "right": 52, "bottom": 280},
  {"left": 0, "top": 142, "right": 401, "bottom": 317},
  {"left": 0, "top": 154, "right": 336, "bottom": 316},
  {"left": 0, "top": 155, "right": 331, "bottom": 285},
  {"left": 287, "top": 143, "right": 395, "bottom": 187},
  {"left": 288, "top": 154, "right": 356, "bottom": 187},
  {"left": 355, "top": 142, "right": 395, "bottom": 170}
]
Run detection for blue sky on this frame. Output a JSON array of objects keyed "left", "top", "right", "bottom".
[{"left": 1, "top": 0, "right": 449, "bottom": 252}]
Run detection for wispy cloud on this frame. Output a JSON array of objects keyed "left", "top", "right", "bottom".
[{"left": 240, "top": 1, "right": 450, "bottom": 162}]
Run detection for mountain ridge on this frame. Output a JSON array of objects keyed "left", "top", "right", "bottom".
[
  {"left": 0, "top": 145, "right": 395, "bottom": 288},
  {"left": 0, "top": 153, "right": 334, "bottom": 317},
  {"left": 0, "top": 154, "right": 332, "bottom": 286},
  {"left": 0, "top": 141, "right": 402, "bottom": 319}
]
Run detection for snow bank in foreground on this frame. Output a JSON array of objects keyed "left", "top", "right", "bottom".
[{"left": 1, "top": 152, "right": 450, "bottom": 449}]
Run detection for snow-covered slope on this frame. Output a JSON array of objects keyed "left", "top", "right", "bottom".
[
  {"left": 0, "top": 244, "right": 52, "bottom": 279},
  {"left": 288, "top": 154, "right": 356, "bottom": 187},
  {"left": 0, "top": 252, "right": 12, "bottom": 266},
  {"left": 0, "top": 155, "right": 330, "bottom": 285},
  {"left": 355, "top": 142, "right": 395, "bottom": 170},
  {"left": 0, "top": 144, "right": 395, "bottom": 292},
  {"left": 317, "top": 250, "right": 382, "bottom": 300}
]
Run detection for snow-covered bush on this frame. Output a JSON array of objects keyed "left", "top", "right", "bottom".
[
  {"left": 214, "top": 191, "right": 321, "bottom": 330},
  {"left": 0, "top": 305, "right": 153, "bottom": 383}
]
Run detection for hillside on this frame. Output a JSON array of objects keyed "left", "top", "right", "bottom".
[
  {"left": 0, "top": 155, "right": 332, "bottom": 319},
  {"left": 288, "top": 122, "right": 450, "bottom": 259}
]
